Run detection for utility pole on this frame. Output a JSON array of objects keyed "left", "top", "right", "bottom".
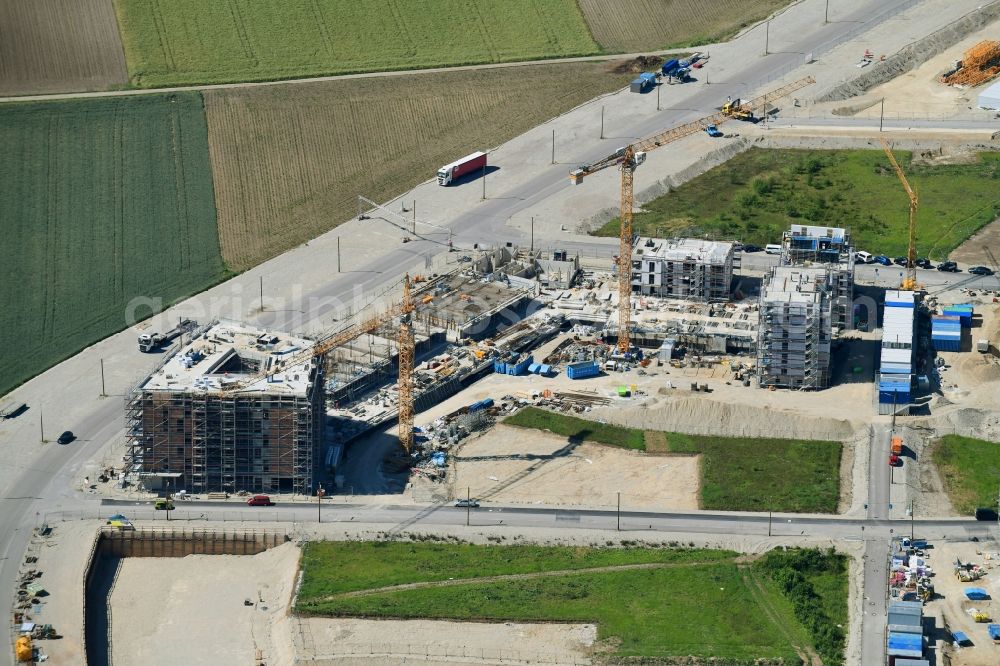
[
  {"left": 616, "top": 491, "right": 621, "bottom": 531},
  {"left": 825, "top": 0, "right": 830, "bottom": 23},
  {"left": 337, "top": 237, "right": 341, "bottom": 273},
  {"left": 907, "top": 500, "right": 914, "bottom": 540},
  {"left": 879, "top": 98, "right": 885, "bottom": 132},
  {"left": 466, "top": 487, "right": 471, "bottom": 527},
  {"left": 551, "top": 130, "right": 555, "bottom": 164},
  {"left": 768, "top": 509, "right": 773, "bottom": 536},
  {"left": 318, "top": 484, "right": 324, "bottom": 524},
  {"left": 259, "top": 275, "right": 264, "bottom": 312},
  {"left": 600, "top": 106, "right": 605, "bottom": 139},
  {"left": 481, "top": 165, "right": 487, "bottom": 200},
  {"left": 100, "top": 358, "right": 107, "bottom": 397},
  {"left": 40, "top": 407, "right": 45, "bottom": 443},
  {"left": 764, "top": 20, "right": 770, "bottom": 55},
  {"left": 657, "top": 83, "right": 661, "bottom": 111},
  {"left": 530, "top": 217, "right": 534, "bottom": 252}
]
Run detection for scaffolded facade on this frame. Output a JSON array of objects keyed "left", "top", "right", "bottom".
[
  {"left": 756, "top": 267, "right": 833, "bottom": 390},
  {"left": 781, "top": 224, "right": 854, "bottom": 332},
  {"left": 631, "top": 237, "right": 736, "bottom": 302},
  {"left": 125, "top": 322, "right": 324, "bottom": 495}
]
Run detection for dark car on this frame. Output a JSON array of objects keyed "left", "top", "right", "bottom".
[
  {"left": 874, "top": 255, "right": 892, "bottom": 266},
  {"left": 975, "top": 508, "right": 999, "bottom": 521},
  {"left": 247, "top": 494, "right": 273, "bottom": 506},
  {"left": 741, "top": 244, "right": 762, "bottom": 253},
  {"left": 893, "top": 256, "right": 909, "bottom": 266},
  {"left": 57, "top": 431, "right": 75, "bottom": 445},
  {"left": 937, "top": 261, "right": 960, "bottom": 272},
  {"left": 968, "top": 265, "right": 994, "bottom": 276},
  {"left": 915, "top": 258, "right": 932, "bottom": 269}
]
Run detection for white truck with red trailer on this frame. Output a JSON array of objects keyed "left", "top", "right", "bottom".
[{"left": 437, "top": 151, "right": 487, "bottom": 186}]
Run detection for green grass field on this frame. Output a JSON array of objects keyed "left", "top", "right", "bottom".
[
  {"left": 593, "top": 148, "right": 1000, "bottom": 259},
  {"left": 506, "top": 408, "right": 841, "bottom": 512},
  {"left": 0, "top": 93, "right": 224, "bottom": 397},
  {"left": 931, "top": 434, "right": 1000, "bottom": 515},
  {"left": 113, "top": 0, "right": 601, "bottom": 87},
  {"left": 297, "top": 542, "right": 846, "bottom": 664}
]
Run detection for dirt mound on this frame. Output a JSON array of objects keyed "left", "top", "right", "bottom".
[
  {"left": 593, "top": 396, "right": 856, "bottom": 441},
  {"left": 608, "top": 55, "right": 662, "bottom": 75}
]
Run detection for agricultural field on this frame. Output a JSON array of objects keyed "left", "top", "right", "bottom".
[
  {"left": 593, "top": 148, "right": 1000, "bottom": 259},
  {"left": 297, "top": 541, "right": 846, "bottom": 664},
  {"left": 112, "top": 0, "right": 600, "bottom": 87},
  {"left": 204, "top": 62, "right": 630, "bottom": 271},
  {"left": 578, "top": 0, "right": 791, "bottom": 53},
  {"left": 505, "top": 408, "right": 841, "bottom": 512},
  {"left": 0, "top": 0, "right": 128, "bottom": 96},
  {"left": 931, "top": 434, "right": 1000, "bottom": 515},
  {"left": 0, "top": 93, "right": 224, "bottom": 397}
]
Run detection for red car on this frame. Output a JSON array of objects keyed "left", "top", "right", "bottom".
[
  {"left": 247, "top": 494, "right": 273, "bottom": 506},
  {"left": 889, "top": 454, "right": 901, "bottom": 467}
]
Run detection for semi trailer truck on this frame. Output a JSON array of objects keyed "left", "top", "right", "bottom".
[
  {"left": 138, "top": 318, "right": 197, "bottom": 352},
  {"left": 437, "top": 151, "right": 487, "bottom": 186}
]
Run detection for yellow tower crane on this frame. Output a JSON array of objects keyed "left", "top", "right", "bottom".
[
  {"left": 397, "top": 275, "right": 415, "bottom": 453},
  {"left": 569, "top": 77, "right": 815, "bottom": 352},
  {"left": 879, "top": 137, "right": 918, "bottom": 291}
]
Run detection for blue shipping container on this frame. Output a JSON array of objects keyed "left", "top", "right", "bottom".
[
  {"left": 662, "top": 59, "right": 680, "bottom": 75},
  {"left": 567, "top": 361, "right": 600, "bottom": 380},
  {"left": 932, "top": 338, "right": 961, "bottom": 352}
]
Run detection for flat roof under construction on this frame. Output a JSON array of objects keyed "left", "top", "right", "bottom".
[
  {"left": 141, "top": 320, "right": 316, "bottom": 395},
  {"left": 634, "top": 237, "right": 734, "bottom": 265},
  {"left": 762, "top": 266, "right": 829, "bottom": 305}
]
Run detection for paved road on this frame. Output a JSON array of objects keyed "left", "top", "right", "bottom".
[{"left": 0, "top": 1, "right": 983, "bottom": 664}]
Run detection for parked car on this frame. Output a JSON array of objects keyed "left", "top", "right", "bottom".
[
  {"left": 765, "top": 244, "right": 782, "bottom": 255},
  {"left": 915, "top": 258, "right": 932, "bottom": 269},
  {"left": 454, "top": 498, "right": 480, "bottom": 508},
  {"left": 889, "top": 454, "right": 902, "bottom": 467},
  {"left": 57, "top": 431, "right": 75, "bottom": 445},
  {"left": 874, "top": 255, "right": 892, "bottom": 266},
  {"left": 893, "top": 256, "right": 909, "bottom": 266},
  {"left": 975, "top": 508, "right": 999, "bottom": 521},
  {"left": 741, "top": 244, "right": 762, "bottom": 253},
  {"left": 704, "top": 125, "right": 724, "bottom": 138},
  {"left": 968, "top": 265, "right": 994, "bottom": 276},
  {"left": 855, "top": 251, "right": 873, "bottom": 263},
  {"left": 154, "top": 498, "right": 174, "bottom": 511},
  {"left": 937, "top": 261, "right": 960, "bottom": 272},
  {"left": 247, "top": 494, "right": 273, "bottom": 506}
]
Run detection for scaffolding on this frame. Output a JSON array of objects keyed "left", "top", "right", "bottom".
[
  {"left": 756, "top": 267, "right": 833, "bottom": 390},
  {"left": 781, "top": 225, "right": 854, "bottom": 333},
  {"left": 124, "top": 322, "right": 324, "bottom": 495},
  {"left": 632, "top": 237, "right": 736, "bottom": 302}
]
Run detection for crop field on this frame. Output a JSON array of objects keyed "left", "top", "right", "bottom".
[
  {"left": 578, "top": 0, "right": 792, "bottom": 52},
  {"left": 297, "top": 542, "right": 846, "bottom": 664},
  {"left": 931, "top": 434, "right": 1000, "bottom": 515},
  {"left": 0, "top": 0, "right": 128, "bottom": 96},
  {"left": 204, "top": 62, "right": 630, "bottom": 271},
  {"left": 0, "top": 93, "right": 224, "bottom": 397},
  {"left": 593, "top": 148, "right": 1000, "bottom": 259},
  {"left": 113, "top": 0, "right": 600, "bottom": 87},
  {"left": 505, "top": 408, "right": 841, "bottom": 512}
]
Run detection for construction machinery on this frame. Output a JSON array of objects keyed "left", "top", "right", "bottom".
[
  {"left": 722, "top": 98, "right": 755, "bottom": 121},
  {"left": 879, "top": 137, "right": 918, "bottom": 291},
  {"left": 397, "top": 275, "right": 415, "bottom": 453},
  {"left": 138, "top": 318, "right": 197, "bottom": 352},
  {"left": 568, "top": 76, "right": 815, "bottom": 353},
  {"left": 941, "top": 40, "right": 1000, "bottom": 87}
]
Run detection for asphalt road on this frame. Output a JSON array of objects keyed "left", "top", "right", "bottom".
[{"left": 0, "top": 1, "right": 985, "bottom": 664}]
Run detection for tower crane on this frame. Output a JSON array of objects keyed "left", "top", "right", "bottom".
[
  {"left": 879, "top": 137, "right": 918, "bottom": 291},
  {"left": 397, "top": 275, "right": 415, "bottom": 453},
  {"left": 569, "top": 76, "right": 815, "bottom": 353}
]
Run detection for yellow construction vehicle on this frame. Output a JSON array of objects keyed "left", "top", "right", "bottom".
[
  {"left": 974, "top": 611, "right": 991, "bottom": 623},
  {"left": 722, "top": 98, "right": 755, "bottom": 121}
]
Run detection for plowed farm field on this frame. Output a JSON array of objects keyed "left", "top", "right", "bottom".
[
  {"left": 204, "top": 62, "right": 629, "bottom": 271},
  {"left": 113, "top": 0, "right": 600, "bottom": 87},
  {"left": 577, "top": 0, "right": 792, "bottom": 52},
  {"left": 0, "top": 0, "right": 128, "bottom": 95},
  {"left": 0, "top": 93, "right": 224, "bottom": 396}
]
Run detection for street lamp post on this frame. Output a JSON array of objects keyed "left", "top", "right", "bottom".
[
  {"left": 617, "top": 491, "right": 621, "bottom": 531},
  {"left": 318, "top": 484, "right": 324, "bottom": 524}
]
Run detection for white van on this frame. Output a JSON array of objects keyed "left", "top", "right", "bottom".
[
  {"left": 765, "top": 244, "right": 782, "bottom": 255},
  {"left": 855, "top": 251, "right": 872, "bottom": 264}
]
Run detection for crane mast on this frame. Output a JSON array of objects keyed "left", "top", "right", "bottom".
[
  {"left": 618, "top": 146, "right": 636, "bottom": 354},
  {"left": 397, "top": 275, "right": 415, "bottom": 453},
  {"left": 879, "top": 138, "right": 918, "bottom": 291}
]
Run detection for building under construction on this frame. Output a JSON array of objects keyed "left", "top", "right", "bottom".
[
  {"left": 124, "top": 321, "right": 324, "bottom": 495},
  {"left": 781, "top": 224, "right": 854, "bottom": 332},
  {"left": 756, "top": 266, "right": 834, "bottom": 389},
  {"left": 631, "top": 237, "right": 737, "bottom": 301}
]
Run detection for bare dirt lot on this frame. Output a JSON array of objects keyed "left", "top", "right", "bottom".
[
  {"left": 0, "top": 0, "right": 127, "bottom": 96},
  {"left": 922, "top": 539, "right": 1000, "bottom": 666},
  {"left": 203, "top": 62, "right": 630, "bottom": 271},
  {"left": 450, "top": 423, "right": 700, "bottom": 509},
  {"left": 109, "top": 542, "right": 300, "bottom": 666}
]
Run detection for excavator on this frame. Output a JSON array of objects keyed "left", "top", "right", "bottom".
[{"left": 722, "top": 97, "right": 755, "bottom": 122}]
